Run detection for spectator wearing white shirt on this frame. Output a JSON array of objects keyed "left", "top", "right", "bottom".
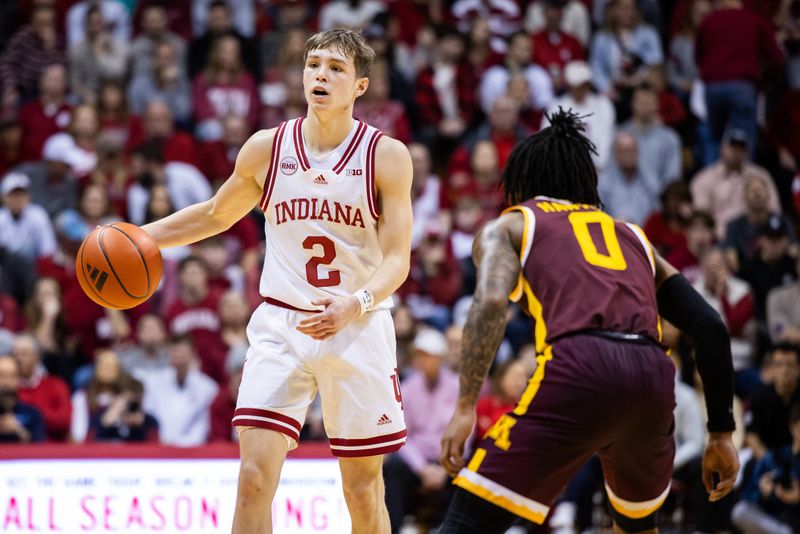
[
  {"left": 68, "top": 6, "right": 129, "bottom": 105},
  {"left": 480, "top": 31, "right": 554, "bottom": 114},
  {"left": 66, "top": 0, "right": 131, "bottom": 50},
  {"left": 0, "top": 172, "right": 56, "bottom": 263},
  {"left": 319, "top": 0, "right": 386, "bottom": 31},
  {"left": 408, "top": 143, "right": 448, "bottom": 252},
  {"left": 142, "top": 334, "right": 218, "bottom": 447},
  {"left": 542, "top": 61, "right": 615, "bottom": 170},
  {"left": 525, "top": 0, "right": 591, "bottom": 47},
  {"left": 126, "top": 142, "right": 212, "bottom": 226}
]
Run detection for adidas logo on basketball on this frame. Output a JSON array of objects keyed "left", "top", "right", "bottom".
[
  {"left": 377, "top": 414, "right": 391, "bottom": 426},
  {"left": 313, "top": 174, "right": 328, "bottom": 185}
]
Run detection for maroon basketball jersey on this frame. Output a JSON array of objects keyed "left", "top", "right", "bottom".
[{"left": 508, "top": 197, "right": 660, "bottom": 353}]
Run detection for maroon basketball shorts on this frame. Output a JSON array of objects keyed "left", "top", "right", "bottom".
[{"left": 453, "top": 334, "right": 676, "bottom": 524}]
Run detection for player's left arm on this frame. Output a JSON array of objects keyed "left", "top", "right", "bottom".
[
  {"left": 441, "top": 212, "right": 522, "bottom": 476},
  {"left": 654, "top": 251, "right": 739, "bottom": 502},
  {"left": 296, "top": 136, "right": 412, "bottom": 340}
]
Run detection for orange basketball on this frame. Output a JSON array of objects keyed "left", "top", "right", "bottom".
[{"left": 76, "top": 223, "right": 163, "bottom": 310}]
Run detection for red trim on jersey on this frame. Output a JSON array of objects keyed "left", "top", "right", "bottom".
[
  {"left": 293, "top": 117, "right": 311, "bottom": 172},
  {"left": 233, "top": 408, "right": 303, "bottom": 432},
  {"left": 330, "top": 441, "right": 406, "bottom": 458},
  {"left": 332, "top": 121, "right": 367, "bottom": 174},
  {"left": 259, "top": 121, "right": 288, "bottom": 212},
  {"left": 263, "top": 296, "right": 316, "bottom": 313},
  {"left": 364, "top": 131, "right": 383, "bottom": 220},
  {"left": 231, "top": 419, "right": 300, "bottom": 443},
  {"left": 328, "top": 429, "right": 407, "bottom": 446}
]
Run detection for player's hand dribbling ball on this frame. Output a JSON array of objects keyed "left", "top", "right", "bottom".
[{"left": 76, "top": 223, "right": 162, "bottom": 310}]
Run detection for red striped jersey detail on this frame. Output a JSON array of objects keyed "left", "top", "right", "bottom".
[
  {"left": 328, "top": 429, "right": 407, "bottom": 447},
  {"left": 364, "top": 131, "right": 383, "bottom": 220},
  {"left": 332, "top": 121, "right": 367, "bottom": 174},
  {"left": 233, "top": 407, "right": 302, "bottom": 432},
  {"left": 293, "top": 117, "right": 311, "bottom": 172},
  {"left": 259, "top": 121, "right": 288, "bottom": 211}
]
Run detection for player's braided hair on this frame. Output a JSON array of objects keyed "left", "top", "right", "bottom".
[{"left": 501, "top": 108, "right": 600, "bottom": 206}]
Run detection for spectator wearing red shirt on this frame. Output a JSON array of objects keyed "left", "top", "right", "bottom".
[
  {"left": 475, "top": 358, "right": 531, "bottom": 438},
  {"left": 0, "top": 6, "right": 67, "bottom": 109},
  {"left": 209, "top": 350, "right": 243, "bottom": 442},
  {"left": 164, "top": 256, "right": 226, "bottom": 384},
  {"left": 643, "top": 180, "right": 692, "bottom": 257},
  {"left": 97, "top": 81, "right": 143, "bottom": 153},
  {"left": 696, "top": 0, "right": 783, "bottom": 160},
  {"left": 354, "top": 61, "right": 412, "bottom": 144},
  {"left": 12, "top": 333, "right": 71, "bottom": 441},
  {"left": 463, "top": 18, "right": 503, "bottom": 77},
  {"left": 666, "top": 210, "right": 716, "bottom": 284},
  {"left": 128, "top": 100, "right": 199, "bottom": 166},
  {"left": 399, "top": 231, "right": 463, "bottom": 330},
  {"left": 465, "top": 95, "right": 531, "bottom": 172},
  {"left": 17, "top": 64, "right": 71, "bottom": 163},
  {"left": 200, "top": 115, "right": 249, "bottom": 187},
  {"left": 192, "top": 35, "right": 259, "bottom": 142},
  {"left": 415, "top": 27, "right": 479, "bottom": 151},
  {"left": 532, "top": 0, "right": 585, "bottom": 91}
]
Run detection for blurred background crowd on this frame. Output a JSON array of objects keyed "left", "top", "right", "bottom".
[{"left": 0, "top": 0, "right": 799, "bottom": 532}]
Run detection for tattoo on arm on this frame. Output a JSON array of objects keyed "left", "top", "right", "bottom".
[{"left": 459, "top": 221, "right": 521, "bottom": 405}]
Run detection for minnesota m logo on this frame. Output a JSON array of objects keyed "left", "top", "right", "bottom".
[
  {"left": 484, "top": 414, "right": 517, "bottom": 451},
  {"left": 85, "top": 263, "right": 109, "bottom": 292}
]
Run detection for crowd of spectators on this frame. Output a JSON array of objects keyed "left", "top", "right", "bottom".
[{"left": 2, "top": 0, "right": 800, "bottom": 532}]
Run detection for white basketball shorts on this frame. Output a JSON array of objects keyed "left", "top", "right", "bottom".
[{"left": 232, "top": 301, "right": 407, "bottom": 457}]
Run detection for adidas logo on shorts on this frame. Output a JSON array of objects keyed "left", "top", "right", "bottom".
[{"left": 377, "top": 414, "right": 391, "bottom": 426}]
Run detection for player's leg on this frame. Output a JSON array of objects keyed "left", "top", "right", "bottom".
[
  {"left": 441, "top": 339, "right": 621, "bottom": 531},
  {"left": 231, "top": 303, "right": 318, "bottom": 532},
  {"left": 315, "top": 309, "right": 405, "bottom": 532},
  {"left": 339, "top": 455, "right": 390, "bottom": 534},
  {"left": 231, "top": 428, "right": 289, "bottom": 533},
  {"left": 600, "top": 341, "right": 676, "bottom": 534},
  {"left": 439, "top": 488, "right": 519, "bottom": 534}
]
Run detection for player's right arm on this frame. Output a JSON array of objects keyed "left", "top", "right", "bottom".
[
  {"left": 141, "top": 129, "right": 275, "bottom": 249},
  {"left": 440, "top": 211, "right": 523, "bottom": 476},
  {"left": 653, "top": 252, "right": 739, "bottom": 502}
]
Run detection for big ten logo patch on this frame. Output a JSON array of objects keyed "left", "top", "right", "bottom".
[
  {"left": 281, "top": 156, "right": 299, "bottom": 175},
  {"left": 345, "top": 169, "right": 363, "bottom": 176}
]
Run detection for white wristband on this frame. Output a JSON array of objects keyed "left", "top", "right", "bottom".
[{"left": 353, "top": 289, "right": 374, "bottom": 316}]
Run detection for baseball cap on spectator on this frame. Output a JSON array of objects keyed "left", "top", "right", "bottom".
[
  {"left": 0, "top": 172, "right": 30, "bottom": 195},
  {"left": 413, "top": 328, "right": 448, "bottom": 357},
  {"left": 723, "top": 128, "right": 749, "bottom": 149},
  {"left": 42, "top": 133, "right": 74, "bottom": 164},
  {"left": 760, "top": 214, "right": 790, "bottom": 238},
  {"left": 564, "top": 61, "right": 592, "bottom": 87}
]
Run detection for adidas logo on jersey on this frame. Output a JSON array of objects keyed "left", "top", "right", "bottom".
[
  {"left": 377, "top": 414, "right": 392, "bottom": 426},
  {"left": 313, "top": 174, "right": 328, "bottom": 185}
]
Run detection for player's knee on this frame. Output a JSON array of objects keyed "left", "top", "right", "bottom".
[
  {"left": 237, "top": 460, "right": 272, "bottom": 499},
  {"left": 342, "top": 475, "right": 381, "bottom": 508}
]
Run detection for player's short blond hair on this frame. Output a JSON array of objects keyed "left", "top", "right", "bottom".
[{"left": 303, "top": 29, "right": 375, "bottom": 78}]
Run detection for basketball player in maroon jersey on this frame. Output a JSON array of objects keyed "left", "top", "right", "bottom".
[{"left": 438, "top": 110, "right": 739, "bottom": 533}]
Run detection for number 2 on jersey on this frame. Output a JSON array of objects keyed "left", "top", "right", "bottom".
[
  {"left": 567, "top": 211, "right": 627, "bottom": 271},
  {"left": 303, "top": 236, "right": 341, "bottom": 287}
]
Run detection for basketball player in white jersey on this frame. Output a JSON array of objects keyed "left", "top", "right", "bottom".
[{"left": 140, "top": 29, "right": 413, "bottom": 533}]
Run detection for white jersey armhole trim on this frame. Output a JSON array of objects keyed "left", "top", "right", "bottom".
[{"left": 625, "top": 222, "right": 656, "bottom": 276}]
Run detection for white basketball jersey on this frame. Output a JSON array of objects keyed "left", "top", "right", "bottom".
[{"left": 258, "top": 117, "right": 390, "bottom": 311}]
